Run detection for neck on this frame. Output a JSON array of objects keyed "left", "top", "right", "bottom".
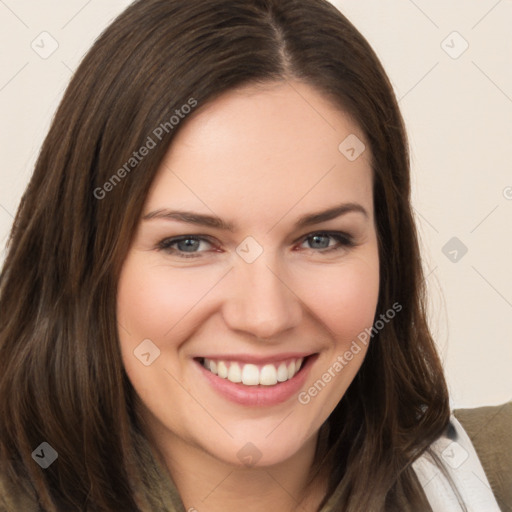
[{"left": 144, "top": 415, "right": 330, "bottom": 512}]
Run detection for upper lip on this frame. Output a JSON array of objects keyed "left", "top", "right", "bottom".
[{"left": 195, "top": 352, "right": 315, "bottom": 364}]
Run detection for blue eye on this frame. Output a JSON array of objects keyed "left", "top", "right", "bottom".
[
  {"left": 157, "top": 236, "right": 215, "bottom": 259},
  {"left": 157, "top": 232, "right": 354, "bottom": 259},
  {"left": 299, "top": 232, "right": 354, "bottom": 252}
]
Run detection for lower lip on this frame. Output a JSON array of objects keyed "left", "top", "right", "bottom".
[{"left": 195, "top": 355, "right": 317, "bottom": 407}]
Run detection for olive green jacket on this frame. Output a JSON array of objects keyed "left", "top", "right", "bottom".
[{"left": 1, "top": 402, "right": 511, "bottom": 511}]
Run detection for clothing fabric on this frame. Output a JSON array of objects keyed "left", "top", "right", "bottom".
[
  {"left": 453, "top": 402, "right": 512, "bottom": 510},
  {"left": 411, "top": 415, "right": 501, "bottom": 512}
]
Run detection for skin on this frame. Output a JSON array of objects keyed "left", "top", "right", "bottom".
[{"left": 117, "top": 80, "right": 380, "bottom": 512}]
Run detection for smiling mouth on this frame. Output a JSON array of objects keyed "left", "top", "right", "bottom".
[{"left": 195, "top": 355, "right": 311, "bottom": 387}]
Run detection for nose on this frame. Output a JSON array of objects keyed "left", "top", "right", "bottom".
[{"left": 221, "top": 255, "right": 303, "bottom": 341}]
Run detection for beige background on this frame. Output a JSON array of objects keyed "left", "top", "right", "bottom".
[{"left": 0, "top": 0, "right": 510, "bottom": 409}]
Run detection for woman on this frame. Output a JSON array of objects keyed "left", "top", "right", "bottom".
[{"left": 0, "top": 0, "right": 503, "bottom": 510}]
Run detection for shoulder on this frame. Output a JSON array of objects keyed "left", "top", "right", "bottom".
[
  {"left": 412, "top": 407, "right": 504, "bottom": 511},
  {"left": 454, "top": 401, "right": 512, "bottom": 511}
]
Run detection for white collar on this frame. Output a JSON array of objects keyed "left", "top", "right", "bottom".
[{"left": 412, "top": 414, "right": 501, "bottom": 511}]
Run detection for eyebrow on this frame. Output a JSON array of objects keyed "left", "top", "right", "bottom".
[{"left": 142, "top": 202, "right": 369, "bottom": 231}]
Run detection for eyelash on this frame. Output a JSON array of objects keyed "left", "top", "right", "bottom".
[{"left": 156, "top": 231, "right": 355, "bottom": 259}]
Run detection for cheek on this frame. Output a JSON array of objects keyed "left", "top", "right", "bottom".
[
  {"left": 299, "top": 255, "right": 380, "bottom": 342},
  {"left": 337, "top": 263, "right": 379, "bottom": 335},
  {"left": 116, "top": 256, "right": 219, "bottom": 341},
  {"left": 296, "top": 259, "right": 379, "bottom": 417}
]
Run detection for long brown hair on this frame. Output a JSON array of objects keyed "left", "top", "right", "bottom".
[{"left": 0, "top": 0, "right": 454, "bottom": 510}]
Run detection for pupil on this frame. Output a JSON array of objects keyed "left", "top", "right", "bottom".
[
  {"left": 179, "top": 239, "right": 199, "bottom": 252},
  {"left": 311, "top": 235, "right": 328, "bottom": 249}
]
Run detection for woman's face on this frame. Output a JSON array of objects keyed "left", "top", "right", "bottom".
[{"left": 117, "top": 80, "right": 380, "bottom": 467}]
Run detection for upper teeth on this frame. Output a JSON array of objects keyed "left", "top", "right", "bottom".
[{"left": 203, "top": 357, "right": 304, "bottom": 386}]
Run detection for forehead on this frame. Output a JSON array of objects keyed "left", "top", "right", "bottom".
[{"left": 145, "top": 80, "right": 373, "bottom": 227}]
